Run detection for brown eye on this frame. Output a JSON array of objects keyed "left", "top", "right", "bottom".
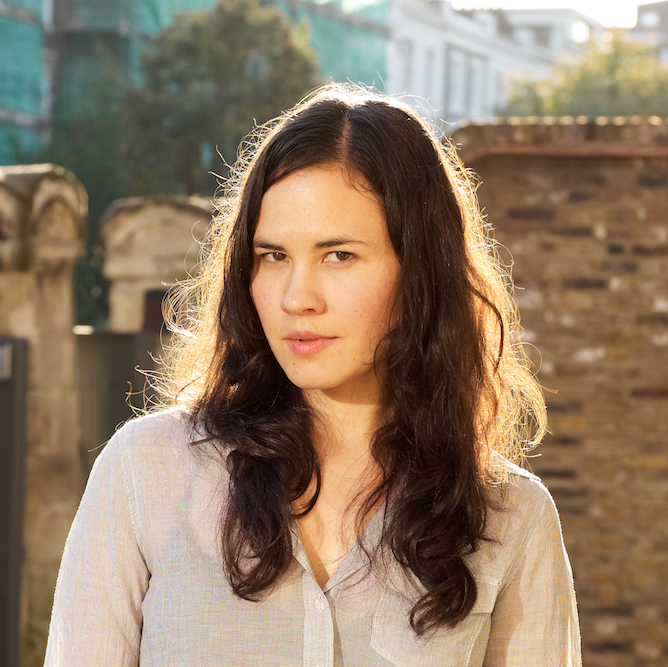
[
  {"left": 263, "top": 252, "right": 287, "bottom": 262},
  {"left": 327, "top": 251, "right": 353, "bottom": 262}
]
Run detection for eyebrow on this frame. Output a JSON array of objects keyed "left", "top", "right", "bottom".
[{"left": 253, "top": 237, "right": 370, "bottom": 251}]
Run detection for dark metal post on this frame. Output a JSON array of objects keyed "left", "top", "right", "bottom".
[{"left": 0, "top": 338, "right": 28, "bottom": 667}]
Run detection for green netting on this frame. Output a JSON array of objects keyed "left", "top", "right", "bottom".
[
  {"left": 133, "top": 0, "right": 168, "bottom": 33},
  {"left": 2, "top": 0, "right": 42, "bottom": 15},
  {"left": 128, "top": 35, "right": 150, "bottom": 86},
  {"left": 70, "top": 0, "right": 133, "bottom": 32},
  {"left": 57, "top": 33, "right": 131, "bottom": 108},
  {"left": 0, "top": 123, "right": 42, "bottom": 164},
  {"left": 306, "top": 12, "right": 386, "bottom": 84},
  {"left": 133, "top": 0, "right": 218, "bottom": 34},
  {"left": 0, "top": 125, "right": 15, "bottom": 164},
  {"left": 0, "top": 132, "right": 9, "bottom": 164},
  {"left": 0, "top": 16, "right": 43, "bottom": 116},
  {"left": 310, "top": 0, "right": 388, "bottom": 23},
  {"left": 168, "top": 0, "right": 219, "bottom": 15},
  {"left": 276, "top": 0, "right": 387, "bottom": 85}
]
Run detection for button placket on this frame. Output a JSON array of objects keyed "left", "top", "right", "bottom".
[{"left": 302, "top": 573, "right": 334, "bottom": 667}]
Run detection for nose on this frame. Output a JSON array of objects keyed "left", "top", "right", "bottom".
[{"left": 281, "top": 265, "right": 326, "bottom": 315}]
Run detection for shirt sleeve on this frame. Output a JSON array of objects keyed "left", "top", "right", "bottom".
[
  {"left": 483, "top": 491, "right": 582, "bottom": 667},
  {"left": 44, "top": 423, "right": 149, "bottom": 667}
]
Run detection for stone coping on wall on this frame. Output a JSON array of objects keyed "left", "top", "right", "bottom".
[
  {"left": 451, "top": 116, "right": 668, "bottom": 162},
  {"left": 0, "top": 163, "right": 88, "bottom": 220},
  {"left": 100, "top": 194, "right": 213, "bottom": 281},
  {"left": 100, "top": 195, "right": 215, "bottom": 331},
  {"left": 0, "top": 164, "right": 87, "bottom": 271},
  {"left": 100, "top": 194, "right": 213, "bottom": 228}
]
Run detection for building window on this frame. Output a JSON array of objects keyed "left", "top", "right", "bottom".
[
  {"left": 640, "top": 10, "right": 660, "bottom": 29},
  {"left": 571, "top": 19, "right": 590, "bottom": 44},
  {"left": 398, "top": 39, "right": 414, "bottom": 92},
  {"left": 467, "top": 56, "right": 485, "bottom": 118},
  {"left": 446, "top": 46, "right": 466, "bottom": 119},
  {"left": 424, "top": 48, "right": 434, "bottom": 98},
  {"left": 494, "top": 70, "right": 505, "bottom": 113}
]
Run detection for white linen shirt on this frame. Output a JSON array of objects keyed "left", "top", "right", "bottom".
[{"left": 44, "top": 410, "right": 581, "bottom": 666}]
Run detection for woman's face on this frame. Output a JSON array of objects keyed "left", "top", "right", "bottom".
[{"left": 250, "top": 165, "right": 401, "bottom": 404}]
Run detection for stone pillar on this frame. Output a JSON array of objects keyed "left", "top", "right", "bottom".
[
  {"left": 0, "top": 164, "right": 86, "bottom": 667},
  {"left": 101, "top": 196, "right": 212, "bottom": 332}
]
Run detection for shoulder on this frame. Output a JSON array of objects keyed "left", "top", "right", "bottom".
[
  {"left": 496, "top": 455, "right": 553, "bottom": 517},
  {"left": 107, "top": 408, "right": 197, "bottom": 448},
  {"left": 96, "top": 409, "right": 202, "bottom": 469},
  {"left": 468, "top": 455, "right": 561, "bottom": 588},
  {"left": 92, "top": 408, "right": 223, "bottom": 510},
  {"left": 89, "top": 409, "right": 226, "bottom": 564}
]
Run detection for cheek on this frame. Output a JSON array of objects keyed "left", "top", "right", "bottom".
[
  {"left": 337, "top": 278, "right": 396, "bottom": 333},
  {"left": 366, "top": 274, "right": 400, "bottom": 333},
  {"left": 250, "top": 277, "right": 272, "bottom": 324}
]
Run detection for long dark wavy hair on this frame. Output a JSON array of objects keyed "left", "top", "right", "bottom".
[{"left": 164, "top": 84, "right": 546, "bottom": 634}]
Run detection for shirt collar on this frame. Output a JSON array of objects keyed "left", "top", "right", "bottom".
[{"left": 290, "top": 503, "right": 391, "bottom": 593}]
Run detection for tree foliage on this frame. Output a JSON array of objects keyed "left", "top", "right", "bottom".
[
  {"left": 500, "top": 36, "right": 668, "bottom": 118},
  {"left": 121, "top": 0, "right": 320, "bottom": 196}
]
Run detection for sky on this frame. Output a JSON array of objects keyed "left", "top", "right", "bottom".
[{"left": 450, "top": 0, "right": 641, "bottom": 28}]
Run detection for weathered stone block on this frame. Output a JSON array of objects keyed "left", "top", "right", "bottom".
[
  {"left": 101, "top": 196, "right": 212, "bottom": 332},
  {"left": 0, "top": 164, "right": 86, "bottom": 667}
]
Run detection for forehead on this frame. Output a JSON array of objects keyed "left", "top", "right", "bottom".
[{"left": 254, "top": 166, "right": 387, "bottom": 242}]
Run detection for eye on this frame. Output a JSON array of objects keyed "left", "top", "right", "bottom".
[
  {"left": 326, "top": 251, "right": 354, "bottom": 262},
  {"left": 261, "top": 252, "right": 287, "bottom": 263}
]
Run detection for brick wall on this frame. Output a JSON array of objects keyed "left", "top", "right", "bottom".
[{"left": 454, "top": 117, "right": 668, "bottom": 666}]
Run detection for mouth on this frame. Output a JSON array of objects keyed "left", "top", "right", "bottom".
[
  {"left": 286, "top": 331, "right": 335, "bottom": 341},
  {"left": 285, "top": 332, "right": 337, "bottom": 356}
]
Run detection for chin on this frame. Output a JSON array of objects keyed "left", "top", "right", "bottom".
[
  {"left": 278, "top": 365, "right": 342, "bottom": 390},
  {"left": 284, "top": 375, "right": 341, "bottom": 392}
]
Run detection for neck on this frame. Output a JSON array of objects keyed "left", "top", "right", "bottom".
[
  {"left": 303, "top": 386, "right": 384, "bottom": 463},
  {"left": 294, "top": 385, "right": 386, "bottom": 580}
]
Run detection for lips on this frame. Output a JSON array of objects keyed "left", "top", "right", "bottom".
[{"left": 285, "top": 331, "right": 337, "bottom": 356}]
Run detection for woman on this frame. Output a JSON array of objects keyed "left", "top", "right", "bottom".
[{"left": 45, "top": 85, "right": 580, "bottom": 666}]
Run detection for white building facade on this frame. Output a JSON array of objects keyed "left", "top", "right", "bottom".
[
  {"left": 385, "top": 0, "right": 602, "bottom": 124},
  {"left": 629, "top": 1, "right": 668, "bottom": 64}
]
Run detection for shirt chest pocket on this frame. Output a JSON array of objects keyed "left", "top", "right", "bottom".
[{"left": 369, "top": 578, "right": 497, "bottom": 667}]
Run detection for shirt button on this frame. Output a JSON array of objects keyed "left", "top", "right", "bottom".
[{"left": 315, "top": 597, "right": 326, "bottom": 611}]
